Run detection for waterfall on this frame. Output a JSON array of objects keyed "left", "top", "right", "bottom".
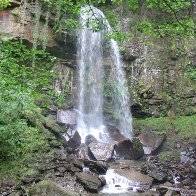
[{"left": 76, "top": 5, "right": 132, "bottom": 142}]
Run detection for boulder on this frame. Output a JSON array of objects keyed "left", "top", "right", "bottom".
[
  {"left": 106, "top": 125, "right": 126, "bottom": 143},
  {"left": 88, "top": 142, "right": 114, "bottom": 161},
  {"left": 56, "top": 109, "right": 76, "bottom": 126},
  {"left": 85, "top": 134, "right": 98, "bottom": 145},
  {"left": 83, "top": 159, "right": 108, "bottom": 174},
  {"left": 180, "top": 143, "right": 196, "bottom": 166},
  {"left": 148, "top": 168, "right": 167, "bottom": 182},
  {"left": 114, "top": 139, "right": 144, "bottom": 160},
  {"left": 29, "top": 180, "right": 79, "bottom": 196},
  {"left": 22, "top": 174, "right": 44, "bottom": 184},
  {"left": 72, "top": 157, "right": 84, "bottom": 170},
  {"left": 75, "top": 173, "right": 101, "bottom": 193},
  {"left": 138, "top": 131, "right": 164, "bottom": 154},
  {"left": 76, "top": 143, "right": 96, "bottom": 160},
  {"left": 99, "top": 175, "right": 106, "bottom": 186},
  {"left": 66, "top": 131, "right": 81, "bottom": 153},
  {"left": 115, "top": 169, "right": 153, "bottom": 189}
]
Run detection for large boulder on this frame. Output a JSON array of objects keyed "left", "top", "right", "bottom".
[
  {"left": 66, "top": 130, "right": 81, "bottom": 153},
  {"left": 76, "top": 143, "right": 96, "bottom": 160},
  {"left": 114, "top": 169, "right": 153, "bottom": 189},
  {"left": 106, "top": 125, "right": 126, "bottom": 143},
  {"left": 138, "top": 131, "right": 164, "bottom": 154},
  {"left": 88, "top": 142, "right": 114, "bottom": 161},
  {"left": 114, "top": 139, "right": 144, "bottom": 160},
  {"left": 75, "top": 173, "right": 102, "bottom": 193},
  {"left": 29, "top": 180, "right": 79, "bottom": 196},
  {"left": 85, "top": 134, "right": 98, "bottom": 145}
]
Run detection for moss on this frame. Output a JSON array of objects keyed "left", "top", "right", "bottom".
[
  {"left": 132, "top": 138, "right": 143, "bottom": 151},
  {"left": 158, "top": 150, "right": 180, "bottom": 162},
  {"left": 0, "top": 158, "right": 39, "bottom": 182},
  {"left": 133, "top": 115, "right": 196, "bottom": 143},
  {"left": 22, "top": 109, "right": 64, "bottom": 138},
  {"left": 11, "top": 9, "right": 20, "bottom": 17},
  {"left": 29, "top": 180, "right": 79, "bottom": 196},
  {"left": 0, "top": 108, "right": 64, "bottom": 182}
]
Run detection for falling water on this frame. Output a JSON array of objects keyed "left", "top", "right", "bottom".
[
  {"left": 100, "top": 169, "right": 140, "bottom": 194},
  {"left": 77, "top": 5, "right": 132, "bottom": 142}
]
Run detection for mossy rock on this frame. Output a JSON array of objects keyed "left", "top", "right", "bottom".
[
  {"left": 29, "top": 180, "right": 80, "bottom": 196},
  {"left": 21, "top": 109, "right": 64, "bottom": 138}
]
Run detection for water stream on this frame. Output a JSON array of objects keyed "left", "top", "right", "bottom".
[
  {"left": 76, "top": 6, "right": 134, "bottom": 193},
  {"left": 76, "top": 5, "right": 132, "bottom": 142}
]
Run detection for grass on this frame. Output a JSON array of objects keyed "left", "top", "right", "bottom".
[{"left": 133, "top": 115, "right": 196, "bottom": 142}]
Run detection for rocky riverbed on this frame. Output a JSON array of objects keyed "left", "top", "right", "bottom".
[{"left": 0, "top": 125, "right": 195, "bottom": 196}]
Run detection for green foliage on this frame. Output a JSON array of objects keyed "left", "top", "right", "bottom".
[
  {"left": 183, "top": 63, "right": 196, "bottom": 82},
  {"left": 0, "top": 159, "right": 38, "bottom": 181},
  {"left": 139, "top": 18, "right": 195, "bottom": 37},
  {"left": 0, "top": 76, "right": 46, "bottom": 160},
  {"left": 158, "top": 150, "right": 180, "bottom": 162},
  {"left": 124, "top": 0, "right": 139, "bottom": 11},
  {"left": 0, "top": 40, "right": 56, "bottom": 160},
  {"left": 0, "top": 0, "right": 10, "bottom": 10},
  {"left": 101, "top": 0, "right": 195, "bottom": 38},
  {"left": 107, "top": 31, "right": 133, "bottom": 42},
  {"left": 146, "top": 0, "right": 191, "bottom": 12},
  {"left": 0, "top": 41, "right": 55, "bottom": 100},
  {"left": 11, "top": 9, "right": 20, "bottom": 17}
]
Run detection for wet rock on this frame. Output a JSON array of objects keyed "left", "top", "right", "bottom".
[
  {"left": 189, "top": 168, "right": 196, "bottom": 179},
  {"left": 99, "top": 175, "right": 106, "bottom": 186},
  {"left": 76, "top": 143, "right": 96, "bottom": 160},
  {"left": 22, "top": 174, "right": 44, "bottom": 184},
  {"left": 182, "top": 177, "right": 193, "bottom": 186},
  {"left": 159, "top": 184, "right": 196, "bottom": 195},
  {"left": 106, "top": 125, "right": 126, "bottom": 143},
  {"left": 114, "top": 139, "right": 144, "bottom": 160},
  {"left": 85, "top": 134, "right": 98, "bottom": 145},
  {"left": 138, "top": 131, "right": 164, "bottom": 154},
  {"left": 29, "top": 180, "right": 80, "bottom": 196},
  {"left": 75, "top": 172, "right": 101, "bottom": 193},
  {"left": 72, "top": 157, "right": 84, "bottom": 170},
  {"left": 115, "top": 169, "right": 153, "bottom": 189},
  {"left": 148, "top": 167, "right": 167, "bottom": 182},
  {"left": 88, "top": 142, "right": 114, "bottom": 161},
  {"left": 56, "top": 109, "right": 76, "bottom": 126},
  {"left": 131, "top": 103, "right": 150, "bottom": 118},
  {"left": 83, "top": 159, "right": 108, "bottom": 174},
  {"left": 180, "top": 144, "right": 196, "bottom": 166},
  {"left": 66, "top": 131, "right": 81, "bottom": 153}
]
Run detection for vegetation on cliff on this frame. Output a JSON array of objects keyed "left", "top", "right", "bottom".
[{"left": 0, "top": 0, "right": 195, "bottom": 191}]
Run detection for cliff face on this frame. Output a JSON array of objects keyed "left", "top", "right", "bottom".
[
  {"left": 1, "top": 1, "right": 195, "bottom": 117},
  {"left": 123, "top": 35, "right": 195, "bottom": 117},
  {"left": 116, "top": 8, "right": 196, "bottom": 117}
]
